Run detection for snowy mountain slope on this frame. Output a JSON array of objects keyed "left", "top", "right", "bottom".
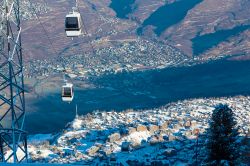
[{"left": 24, "top": 96, "right": 250, "bottom": 165}]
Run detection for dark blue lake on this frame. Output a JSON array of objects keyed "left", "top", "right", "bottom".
[
  {"left": 109, "top": 0, "right": 136, "bottom": 19},
  {"left": 25, "top": 59, "right": 250, "bottom": 134},
  {"left": 192, "top": 25, "right": 250, "bottom": 55},
  {"left": 137, "top": 0, "right": 203, "bottom": 36}
]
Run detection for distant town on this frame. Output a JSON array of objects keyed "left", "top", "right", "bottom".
[{"left": 24, "top": 38, "right": 191, "bottom": 80}]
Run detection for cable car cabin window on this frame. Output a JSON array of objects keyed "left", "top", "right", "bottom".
[
  {"left": 65, "top": 17, "right": 79, "bottom": 30},
  {"left": 63, "top": 87, "right": 72, "bottom": 97}
]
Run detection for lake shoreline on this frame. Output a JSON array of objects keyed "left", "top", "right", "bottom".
[{"left": 24, "top": 59, "right": 250, "bottom": 134}]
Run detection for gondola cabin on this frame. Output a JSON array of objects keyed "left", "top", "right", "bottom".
[
  {"left": 62, "top": 83, "right": 74, "bottom": 102},
  {"left": 65, "top": 11, "right": 82, "bottom": 37}
]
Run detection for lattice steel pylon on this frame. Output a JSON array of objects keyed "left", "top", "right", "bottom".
[{"left": 0, "top": 0, "right": 28, "bottom": 163}]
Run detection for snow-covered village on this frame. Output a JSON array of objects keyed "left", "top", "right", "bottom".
[{"left": 25, "top": 96, "right": 250, "bottom": 165}]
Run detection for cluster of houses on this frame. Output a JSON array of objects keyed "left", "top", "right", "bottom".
[
  {"left": 21, "top": 0, "right": 50, "bottom": 20},
  {"left": 28, "top": 96, "right": 250, "bottom": 165},
  {"left": 24, "top": 38, "right": 189, "bottom": 79}
]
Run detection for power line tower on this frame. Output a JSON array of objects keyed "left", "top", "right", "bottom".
[{"left": 0, "top": 0, "right": 28, "bottom": 163}]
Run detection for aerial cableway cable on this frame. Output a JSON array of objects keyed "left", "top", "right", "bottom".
[
  {"left": 65, "top": 0, "right": 97, "bottom": 58},
  {"left": 78, "top": 1, "right": 97, "bottom": 58},
  {"left": 28, "top": 0, "right": 97, "bottom": 59},
  {"left": 27, "top": 0, "right": 59, "bottom": 58}
]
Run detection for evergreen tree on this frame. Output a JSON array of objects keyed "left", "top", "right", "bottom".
[{"left": 206, "top": 104, "right": 239, "bottom": 165}]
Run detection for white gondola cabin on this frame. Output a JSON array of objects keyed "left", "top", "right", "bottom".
[
  {"left": 62, "top": 83, "right": 74, "bottom": 102},
  {"left": 65, "top": 11, "right": 82, "bottom": 37}
]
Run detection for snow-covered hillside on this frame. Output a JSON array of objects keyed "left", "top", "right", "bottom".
[{"left": 24, "top": 96, "right": 250, "bottom": 165}]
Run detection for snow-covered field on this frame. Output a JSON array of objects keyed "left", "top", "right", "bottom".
[{"left": 10, "top": 96, "right": 250, "bottom": 165}]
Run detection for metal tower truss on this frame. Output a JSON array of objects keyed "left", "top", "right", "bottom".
[{"left": 0, "top": 0, "right": 28, "bottom": 163}]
